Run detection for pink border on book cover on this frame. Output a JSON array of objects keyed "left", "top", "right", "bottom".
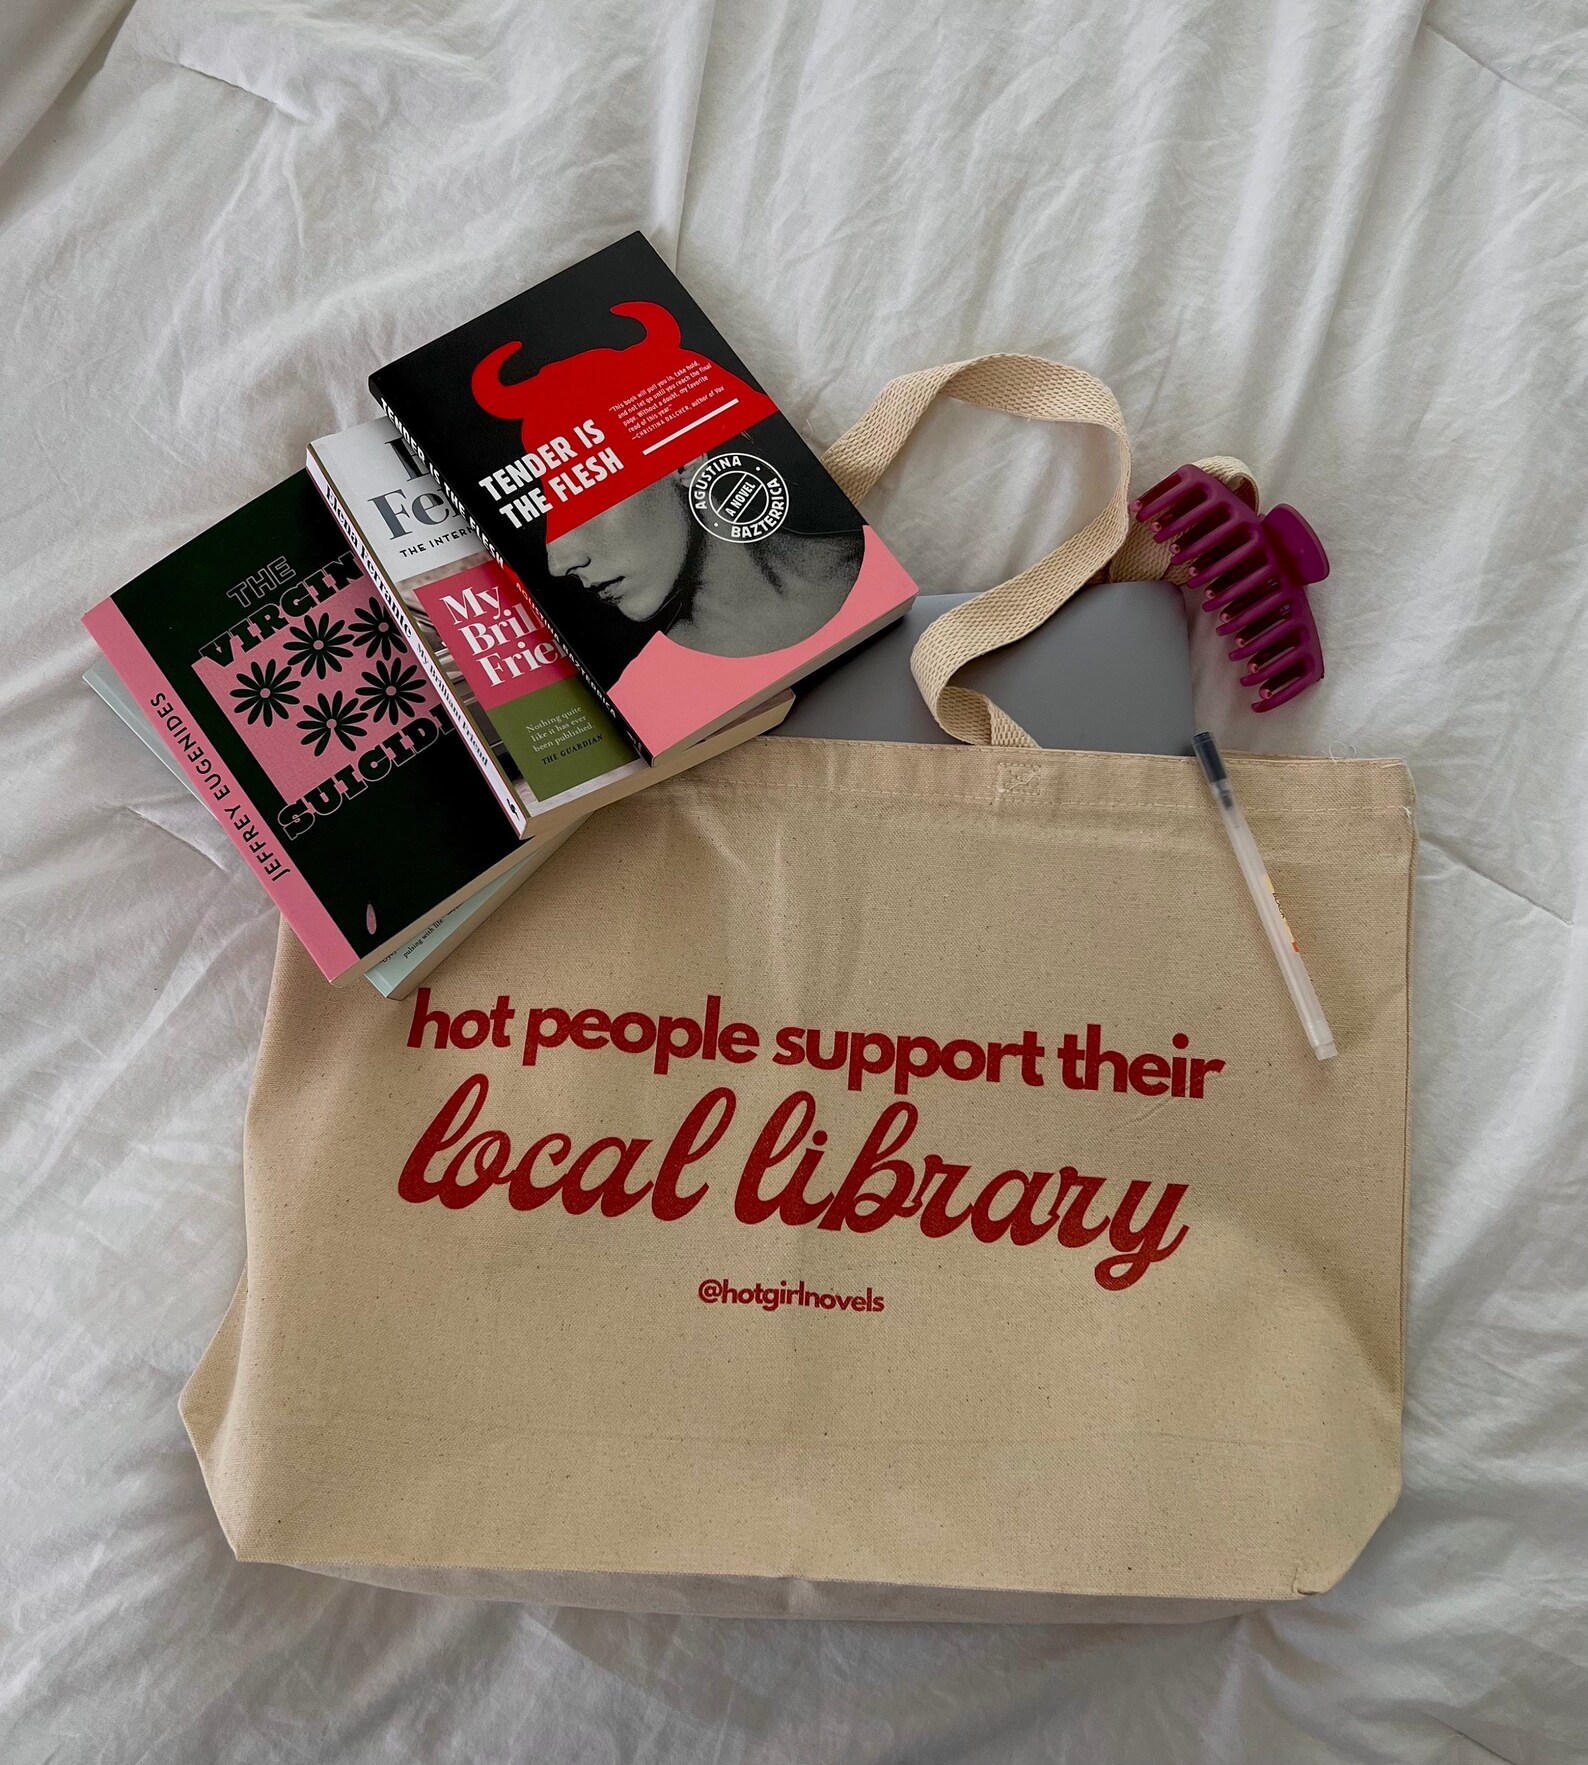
[
  {"left": 608, "top": 529, "right": 917, "bottom": 756},
  {"left": 83, "top": 600, "right": 359, "bottom": 982}
]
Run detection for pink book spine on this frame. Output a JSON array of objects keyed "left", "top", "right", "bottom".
[{"left": 82, "top": 599, "right": 359, "bottom": 983}]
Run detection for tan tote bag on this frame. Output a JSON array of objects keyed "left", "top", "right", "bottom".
[{"left": 182, "top": 357, "right": 1416, "bottom": 1623}]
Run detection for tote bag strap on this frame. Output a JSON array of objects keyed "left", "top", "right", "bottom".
[{"left": 821, "top": 353, "right": 1255, "bottom": 747}]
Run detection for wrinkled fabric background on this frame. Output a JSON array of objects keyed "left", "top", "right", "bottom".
[{"left": 2, "top": 2, "right": 1585, "bottom": 1761}]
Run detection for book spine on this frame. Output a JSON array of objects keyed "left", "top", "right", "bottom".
[
  {"left": 364, "top": 818, "right": 582, "bottom": 1000},
  {"left": 87, "top": 658, "right": 514, "bottom": 1000},
  {"left": 370, "top": 389, "right": 654, "bottom": 763},
  {"left": 306, "top": 448, "right": 529, "bottom": 837},
  {"left": 81, "top": 600, "right": 361, "bottom": 983}
]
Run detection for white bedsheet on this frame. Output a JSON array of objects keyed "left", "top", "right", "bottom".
[{"left": 3, "top": 2, "right": 1586, "bottom": 1759}]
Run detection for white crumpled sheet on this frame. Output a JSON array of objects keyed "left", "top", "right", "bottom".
[{"left": 2, "top": 1, "right": 1585, "bottom": 1759}]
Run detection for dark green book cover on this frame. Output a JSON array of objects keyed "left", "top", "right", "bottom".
[{"left": 83, "top": 472, "right": 523, "bottom": 981}]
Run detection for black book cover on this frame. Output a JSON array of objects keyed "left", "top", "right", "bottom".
[
  {"left": 83, "top": 473, "right": 522, "bottom": 981},
  {"left": 370, "top": 233, "right": 909, "bottom": 761}
]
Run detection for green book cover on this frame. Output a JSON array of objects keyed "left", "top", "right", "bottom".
[{"left": 82, "top": 472, "right": 524, "bottom": 981}]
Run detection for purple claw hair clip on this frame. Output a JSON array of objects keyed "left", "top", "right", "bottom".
[{"left": 1130, "top": 466, "right": 1329, "bottom": 711}]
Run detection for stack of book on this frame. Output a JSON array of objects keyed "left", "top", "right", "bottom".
[{"left": 84, "top": 234, "right": 919, "bottom": 998}]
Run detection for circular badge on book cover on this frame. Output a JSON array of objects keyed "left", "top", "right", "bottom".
[{"left": 688, "top": 453, "right": 789, "bottom": 544}]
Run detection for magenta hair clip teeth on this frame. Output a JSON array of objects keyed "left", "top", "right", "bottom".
[{"left": 1130, "top": 466, "right": 1329, "bottom": 711}]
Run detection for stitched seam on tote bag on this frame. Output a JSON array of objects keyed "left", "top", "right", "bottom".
[{"left": 641, "top": 778, "right": 1413, "bottom": 816}]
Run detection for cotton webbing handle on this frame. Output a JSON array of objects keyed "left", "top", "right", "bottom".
[{"left": 820, "top": 353, "right": 1255, "bottom": 747}]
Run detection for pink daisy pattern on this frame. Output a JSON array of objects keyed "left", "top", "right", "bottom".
[
  {"left": 349, "top": 597, "right": 405, "bottom": 660},
  {"left": 284, "top": 612, "right": 353, "bottom": 679},
  {"left": 296, "top": 690, "right": 368, "bottom": 757},
  {"left": 192, "top": 556, "right": 444, "bottom": 802},
  {"left": 356, "top": 659, "right": 428, "bottom": 725},
  {"left": 229, "top": 659, "right": 300, "bottom": 727}
]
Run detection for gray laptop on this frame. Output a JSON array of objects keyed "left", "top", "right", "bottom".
[{"left": 773, "top": 579, "right": 1194, "bottom": 754}]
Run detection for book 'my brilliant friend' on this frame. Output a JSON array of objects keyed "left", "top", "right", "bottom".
[{"left": 309, "top": 417, "right": 643, "bottom": 834}]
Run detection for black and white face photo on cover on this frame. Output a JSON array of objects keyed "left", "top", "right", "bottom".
[{"left": 544, "top": 451, "right": 864, "bottom": 661}]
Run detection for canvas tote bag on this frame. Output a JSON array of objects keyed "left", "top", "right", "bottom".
[{"left": 182, "top": 356, "right": 1416, "bottom": 1623}]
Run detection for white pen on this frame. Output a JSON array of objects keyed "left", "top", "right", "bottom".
[{"left": 1192, "top": 731, "right": 1337, "bottom": 1061}]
